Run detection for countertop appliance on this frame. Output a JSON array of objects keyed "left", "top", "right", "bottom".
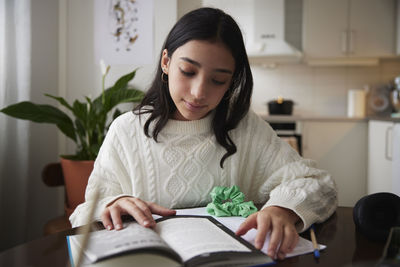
[
  {"left": 266, "top": 117, "right": 302, "bottom": 155},
  {"left": 367, "top": 85, "right": 392, "bottom": 117},
  {"left": 267, "top": 97, "right": 294, "bottom": 115}
]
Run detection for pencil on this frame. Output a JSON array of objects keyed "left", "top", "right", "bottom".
[
  {"left": 74, "top": 190, "right": 100, "bottom": 267},
  {"left": 310, "top": 224, "right": 320, "bottom": 259}
]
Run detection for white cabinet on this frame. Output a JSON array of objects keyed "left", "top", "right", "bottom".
[
  {"left": 303, "top": 0, "right": 396, "bottom": 60},
  {"left": 367, "top": 120, "right": 400, "bottom": 195},
  {"left": 301, "top": 121, "right": 368, "bottom": 207}
]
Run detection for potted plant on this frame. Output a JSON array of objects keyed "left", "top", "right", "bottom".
[{"left": 0, "top": 62, "right": 145, "bottom": 216}]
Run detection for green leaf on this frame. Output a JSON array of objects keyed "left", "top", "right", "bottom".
[
  {"left": 74, "top": 118, "right": 86, "bottom": 140},
  {"left": 72, "top": 100, "right": 88, "bottom": 123},
  {"left": 92, "top": 69, "right": 138, "bottom": 112},
  {"left": 105, "top": 88, "right": 145, "bottom": 113},
  {"left": 112, "top": 108, "right": 122, "bottom": 121},
  {"left": 45, "top": 94, "right": 73, "bottom": 111},
  {"left": 1, "top": 102, "right": 76, "bottom": 141},
  {"left": 111, "top": 69, "right": 137, "bottom": 93}
]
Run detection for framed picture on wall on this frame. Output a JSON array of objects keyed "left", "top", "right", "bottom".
[{"left": 94, "top": 0, "right": 154, "bottom": 65}]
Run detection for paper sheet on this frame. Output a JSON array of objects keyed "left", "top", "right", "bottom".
[{"left": 162, "top": 207, "right": 326, "bottom": 258}]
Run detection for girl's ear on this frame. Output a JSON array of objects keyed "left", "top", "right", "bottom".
[{"left": 161, "top": 49, "right": 170, "bottom": 74}]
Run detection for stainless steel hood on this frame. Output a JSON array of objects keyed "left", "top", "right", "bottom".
[{"left": 247, "top": 0, "right": 303, "bottom": 63}]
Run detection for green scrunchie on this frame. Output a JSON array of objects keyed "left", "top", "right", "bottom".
[{"left": 206, "top": 185, "right": 258, "bottom": 218}]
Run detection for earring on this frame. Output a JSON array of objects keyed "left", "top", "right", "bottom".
[{"left": 161, "top": 72, "right": 168, "bottom": 83}]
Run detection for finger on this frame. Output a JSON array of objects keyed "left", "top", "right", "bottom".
[
  {"left": 101, "top": 209, "right": 114, "bottom": 230},
  {"left": 276, "top": 226, "right": 296, "bottom": 260},
  {"left": 147, "top": 202, "right": 176, "bottom": 216},
  {"left": 131, "top": 198, "right": 156, "bottom": 226},
  {"left": 109, "top": 206, "right": 123, "bottom": 230},
  {"left": 268, "top": 224, "right": 283, "bottom": 260},
  {"left": 236, "top": 213, "right": 258, "bottom": 236},
  {"left": 119, "top": 201, "right": 153, "bottom": 227},
  {"left": 254, "top": 214, "right": 271, "bottom": 250},
  {"left": 279, "top": 226, "right": 298, "bottom": 255},
  {"left": 287, "top": 229, "right": 299, "bottom": 252}
]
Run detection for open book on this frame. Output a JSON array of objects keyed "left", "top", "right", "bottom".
[
  {"left": 173, "top": 207, "right": 326, "bottom": 258},
  {"left": 67, "top": 215, "right": 274, "bottom": 267}
]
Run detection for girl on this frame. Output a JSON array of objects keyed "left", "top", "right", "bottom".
[{"left": 70, "top": 7, "right": 337, "bottom": 260}]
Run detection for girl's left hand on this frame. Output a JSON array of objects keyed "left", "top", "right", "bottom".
[{"left": 235, "top": 206, "right": 300, "bottom": 260}]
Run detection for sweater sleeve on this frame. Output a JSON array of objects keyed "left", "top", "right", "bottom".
[
  {"left": 248, "top": 113, "right": 338, "bottom": 232},
  {"left": 69, "top": 115, "right": 134, "bottom": 227}
]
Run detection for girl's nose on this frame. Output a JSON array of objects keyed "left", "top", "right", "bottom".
[{"left": 190, "top": 78, "right": 207, "bottom": 100}]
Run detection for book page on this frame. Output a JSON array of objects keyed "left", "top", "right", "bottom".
[
  {"left": 174, "top": 207, "right": 326, "bottom": 258},
  {"left": 69, "top": 222, "right": 172, "bottom": 263},
  {"left": 156, "top": 217, "right": 251, "bottom": 262}
]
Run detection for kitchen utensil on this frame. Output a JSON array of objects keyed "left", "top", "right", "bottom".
[
  {"left": 391, "top": 77, "right": 400, "bottom": 113},
  {"left": 267, "top": 97, "right": 294, "bottom": 115},
  {"left": 367, "top": 85, "right": 392, "bottom": 116}
]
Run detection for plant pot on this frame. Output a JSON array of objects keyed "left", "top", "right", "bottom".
[{"left": 60, "top": 158, "right": 94, "bottom": 217}]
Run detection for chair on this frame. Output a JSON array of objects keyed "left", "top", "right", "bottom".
[{"left": 42, "top": 162, "right": 72, "bottom": 235}]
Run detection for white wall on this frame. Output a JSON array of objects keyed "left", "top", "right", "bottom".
[
  {"left": 27, "top": 0, "right": 63, "bottom": 242},
  {"left": 59, "top": 0, "right": 177, "bottom": 155}
]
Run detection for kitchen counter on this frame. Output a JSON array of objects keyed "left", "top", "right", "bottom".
[
  {"left": 257, "top": 113, "right": 400, "bottom": 123},
  {"left": 368, "top": 115, "right": 400, "bottom": 122}
]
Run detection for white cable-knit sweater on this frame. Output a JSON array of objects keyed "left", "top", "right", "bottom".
[{"left": 70, "top": 110, "right": 337, "bottom": 231}]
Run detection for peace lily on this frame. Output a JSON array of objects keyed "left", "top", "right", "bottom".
[
  {"left": 100, "top": 59, "right": 111, "bottom": 105},
  {"left": 0, "top": 63, "right": 145, "bottom": 160}
]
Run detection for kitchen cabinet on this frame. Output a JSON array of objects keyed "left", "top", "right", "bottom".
[
  {"left": 301, "top": 121, "right": 368, "bottom": 207},
  {"left": 303, "top": 0, "right": 396, "bottom": 61},
  {"left": 367, "top": 120, "right": 400, "bottom": 195}
]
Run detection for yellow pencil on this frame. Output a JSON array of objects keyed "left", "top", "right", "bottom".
[{"left": 310, "top": 225, "right": 320, "bottom": 259}]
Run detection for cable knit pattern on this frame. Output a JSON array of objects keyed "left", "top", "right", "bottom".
[{"left": 69, "top": 110, "right": 337, "bottom": 232}]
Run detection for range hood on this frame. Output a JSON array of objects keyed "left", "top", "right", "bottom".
[
  {"left": 201, "top": 0, "right": 303, "bottom": 64},
  {"left": 247, "top": 0, "right": 303, "bottom": 63}
]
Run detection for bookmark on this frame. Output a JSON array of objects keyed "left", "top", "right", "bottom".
[{"left": 74, "top": 190, "right": 100, "bottom": 267}]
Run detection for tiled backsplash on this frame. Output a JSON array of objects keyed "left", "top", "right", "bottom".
[{"left": 251, "top": 59, "right": 400, "bottom": 116}]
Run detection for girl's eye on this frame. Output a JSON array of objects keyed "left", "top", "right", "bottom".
[
  {"left": 212, "top": 79, "right": 226, "bottom": 86},
  {"left": 180, "top": 69, "right": 195, "bottom": 77}
]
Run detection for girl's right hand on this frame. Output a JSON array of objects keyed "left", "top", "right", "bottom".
[{"left": 101, "top": 197, "right": 176, "bottom": 230}]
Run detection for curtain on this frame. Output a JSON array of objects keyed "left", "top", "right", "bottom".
[{"left": 0, "top": 0, "right": 32, "bottom": 251}]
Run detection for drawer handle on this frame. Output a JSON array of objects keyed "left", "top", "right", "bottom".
[
  {"left": 341, "top": 31, "right": 347, "bottom": 54},
  {"left": 385, "top": 126, "right": 393, "bottom": 161}
]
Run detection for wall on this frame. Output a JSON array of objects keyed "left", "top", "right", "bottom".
[
  {"left": 251, "top": 60, "right": 400, "bottom": 116},
  {"left": 27, "top": 0, "right": 63, "bottom": 242},
  {"left": 59, "top": 0, "right": 177, "bottom": 155}
]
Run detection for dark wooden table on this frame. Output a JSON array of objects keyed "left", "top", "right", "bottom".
[{"left": 0, "top": 207, "right": 385, "bottom": 267}]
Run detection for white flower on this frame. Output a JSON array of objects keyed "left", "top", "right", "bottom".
[{"left": 100, "top": 59, "right": 110, "bottom": 76}]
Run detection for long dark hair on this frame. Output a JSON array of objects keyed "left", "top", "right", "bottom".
[{"left": 134, "top": 7, "right": 253, "bottom": 167}]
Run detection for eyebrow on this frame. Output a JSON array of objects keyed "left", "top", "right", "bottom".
[{"left": 180, "top": 57, "right": 233, "bottom": 74}]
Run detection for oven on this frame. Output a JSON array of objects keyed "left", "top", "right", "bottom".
[{"left": 268, "top": 120, "right": 302, "bottom": 156}]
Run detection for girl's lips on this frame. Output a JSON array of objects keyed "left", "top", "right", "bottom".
[{"left": 184, "top": 100, "right": 207, "bottom": 111}]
